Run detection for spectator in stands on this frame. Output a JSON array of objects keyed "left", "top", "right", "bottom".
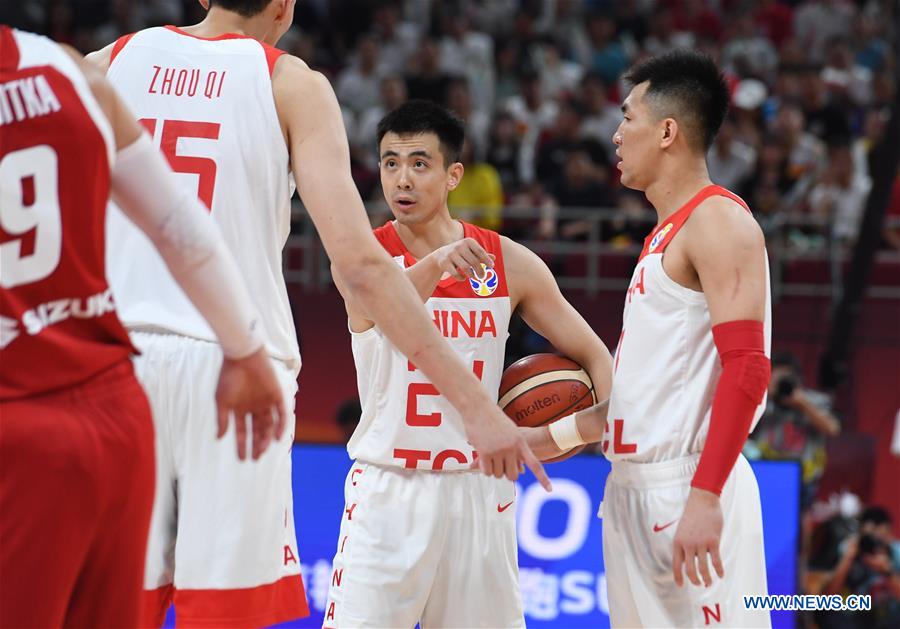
[
  {"left": 547, "top": 146, "right": 615, "bottom": 240},
  {"left": 405, "top": 37, "right": 453, "bottom": 104},
  {"left": 721, "top": 11, "right": 779, "bottom": 82},
  {"left": 771, "top": 101, "right": 826, "bottom": 190},
  {"left": 448, "top": 140, "right": 504, "bottom": 231},
  {"left": 335, "top": 34, "right": 386, "bottom": 117},
  {"left": 485, "top": 111, "right": 523, "bottom": 195},
  {"left": 822, "top": 36, "right": 874, "bottom": 107},
  {"left": 794, "top": 0, "right": 856, "bottom": 64},
  {"left": 534, "top": 36, "right": 583, "bottom": 102},
  {"left": 852, "top": 106, "right": 889, "bottom": 178},
  {"left": 579, "top": 72, "right": 621, "bottom": 164},
  {"left": 445, "top": 77, "right": 490, "bottom": 162},
  {"left": 503, "top": 69, "right": 558, "bottom": 184},
  {"left": 882, "top": 167, "right": 900, "bottom": 251},
  {"left": 355, "top": 75, "right": 408, "bottom": 170},
  {"left": 808, "top": 139, "right": 872, "bottom": 247},
  {"left": 371, "top": 0, "right": 420, "bottom": 76},
  {"left": 535, "top": 99, "right": 607, "bottom": 185},
  {"left": 824, "top": 532, "right": 900, "bottom": 628},
  {"left": 436, "top": 12, "right": 495, "bottom": 115},
  {"left": 755, "top": 0, "right": 795, "bottom": 48},
  {"left": 859, "top": 507, "right": 900, "bottom": 570},
  {"left": 707, "top": 115, "right": 757, "bottom": 191},
  {"left": 585, "top": 11, "right": 630, "bottom": 85},
  {"left": 642, "top": 6, "right": 694, "bottom": 58},
  {"left": 798, "top": 63, "right": 852, "bottom": 140},
  {"left": 749, "top": 352, "right": 840, "bottom": 510}
]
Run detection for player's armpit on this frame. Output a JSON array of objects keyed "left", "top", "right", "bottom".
[
  {"left": 683, "top": 197, "right": 768, "bottom": 325},
  {"left": 330, "top": 264, "right": 374, "bottom": 333},
  {"left": 83, "top": 42, "right": 114, "bottom": 72},
  {"left": 502, "top": 237, "right": 614, "bottom": 400}
]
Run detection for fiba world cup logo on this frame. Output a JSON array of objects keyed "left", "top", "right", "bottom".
[{"left": 469, "top": 264, "right": 498, "bottom": 297}]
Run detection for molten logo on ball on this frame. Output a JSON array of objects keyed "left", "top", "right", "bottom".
[{"left": 469, "top": 264, "right": 498, "bottom": 296}]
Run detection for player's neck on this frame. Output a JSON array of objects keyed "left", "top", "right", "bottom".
[
  {"left": 183, "top": 8, "right": 271, "bottom": 42},
  {"left": 643, "top": 156, "right": 713, "bottom": 224},
  {"left": 394, "top": 212, "right": 462, "bottom": 259}
]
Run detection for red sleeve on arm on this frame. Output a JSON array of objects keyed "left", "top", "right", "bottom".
[{"left": 691, "top": 320, "right": 771, "bottom": 495}]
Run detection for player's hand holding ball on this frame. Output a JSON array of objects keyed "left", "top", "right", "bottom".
[
  {"left": 215, "top": 346, "right": 288, "bottom": 461},
  {"left": 672, "top": 488, "right": 725, "bottom": 588},
  {"left": 433, "top": 237, "right": 494, "bottom": 281}
]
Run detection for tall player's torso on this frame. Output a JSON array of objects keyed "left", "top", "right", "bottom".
[
  {"left": 605, "top": 186, "right": 772, "bottom": 463},
  {"left": 0, "top": 27, "right": 133, "bottom": 400},
  {"left": 103, "top": 26, "right": 300, "bottom": 370},
  {"left": 348, "top": 221, "right": 512, "bottom": 471}
]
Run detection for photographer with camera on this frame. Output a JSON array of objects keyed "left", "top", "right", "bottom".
[{"left": 748, "top": 352, "right": 841, "bottom": 509}]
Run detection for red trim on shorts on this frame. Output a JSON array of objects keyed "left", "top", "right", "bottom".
[
  {"left": 0, "top": 26, "right": 20, "bottom": 72},
  {"left": 173, "top": 574, "right": 309, "bottom": 628},
  {"left": 141, "top": 584, "right": 174, "bottom": 628},
  {"left": 109, "top": 32, "right": 136, "bottom": 66}
]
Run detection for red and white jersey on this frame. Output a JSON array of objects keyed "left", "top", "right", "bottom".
[
  {"left": 0, "top": 27, "right": 134, "bottom": 400},
  {"left": 103, "top": 26, "right": 300, "bottom": 370},
  {"left": 604, "top": 185, "right": 772, "bottom": 463},
  {"left": 348, "top": 221, "right": 511, "bottom": 471}
]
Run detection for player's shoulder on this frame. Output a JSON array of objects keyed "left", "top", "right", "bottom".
[
  {"left": 271, "top": 53, "right": 322, "bottom": 90},
  {"left": 686, "top": 192, "right": 765, "bottom": 253}
]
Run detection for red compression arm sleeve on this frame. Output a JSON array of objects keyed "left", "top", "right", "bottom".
[{"left": 691, "top": 320, "right": 770, "bottom": 495}]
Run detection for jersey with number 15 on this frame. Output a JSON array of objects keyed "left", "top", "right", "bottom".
[{"left": 104, "top": 26, "right": 300, "bottom": 371}]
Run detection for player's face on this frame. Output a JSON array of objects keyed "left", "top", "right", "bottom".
[
  {"left": 612, "top": 82, "right": 662, "bottom": 191},
  {"left": 379, "top": 132, "right": 463, "bottom": 225}
]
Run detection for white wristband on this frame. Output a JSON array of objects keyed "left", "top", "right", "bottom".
[{"left": 549, "top": 413, "right": 586, "bottom": 451}]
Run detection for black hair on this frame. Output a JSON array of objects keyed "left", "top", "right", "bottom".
[
  {"left": 624, "top": 50, "right": 730, "bottom": 151},
  {"left": 858, "top": 534, "right": 888, "bottom": 557},
  {"left": 376, "top": 100, "right": 466, "bottom": 166},
  {"left": 860, "top": 506, "right": 893, "bottom": 527},
  {"left": 209, "top": 0, "right": 271, "bottom": 18}
]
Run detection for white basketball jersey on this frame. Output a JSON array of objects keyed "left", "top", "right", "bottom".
[
  {"left": 103, "top": 26, "right": 300, "bottom": 370},
  {"left": 348, "top": 222, "right": 511, "bottom": 471},
  {"left": 605, "top": 185, "right": 772, "bottom": 463}
]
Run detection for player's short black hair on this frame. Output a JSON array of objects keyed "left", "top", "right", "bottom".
[
  {"left": 623, "top": 50, "right": 730, "bottom": 151},
  {"left": 376, "top": 100, "right": 466, "bottom": 166},
  {"left": 208, "top": 0, "right": 272, "bottom": 18}
]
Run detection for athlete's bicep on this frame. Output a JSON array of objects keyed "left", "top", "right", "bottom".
[
  {"left": 276, "top": 60, "right": 375, "bottom": 267},
  {"left": 688, "top": 200, "right": 767, "bottom": 325},
  {"left": 509, "top": 240, "right": 613, "bottom": 394}
]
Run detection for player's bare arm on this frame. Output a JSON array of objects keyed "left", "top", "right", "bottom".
[
  {"left": 668, "top": 196, "right": 769, "bottom": 588},
  {"left": 503, "top": 237, "right": 614, "bottom": 460},
  {"left": 83, "top": 42, "right": 113, "bottom": 72},
  {"left": 67, "top": 47, "right": 287, "bottom": 460},
  {"left": 331, "top": 237, "right": 493, "bottom": 332},
  {"left": 273, "top": 57, "right": 550, "bottom": 489}
]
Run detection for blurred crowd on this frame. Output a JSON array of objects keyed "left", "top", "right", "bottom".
[{"left": 5, "top": 0, "right": 899, "bottom": 251}]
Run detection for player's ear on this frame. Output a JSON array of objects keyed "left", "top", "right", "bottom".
[
  {"left": 446, "top": 162, "right": 464, "bottom": 191},
  {"left": 198, "top": 0, "right": 210, "bottom": 11},
  {"left": 660, "top": 118, "right": 678, "bottom": 149}
]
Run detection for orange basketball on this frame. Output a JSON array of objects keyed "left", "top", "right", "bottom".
[{"left": 498, "top": 353, "right": 595, "bottom": 462}]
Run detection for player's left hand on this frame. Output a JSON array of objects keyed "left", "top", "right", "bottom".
[
  {"left": 672, "top": 487, "right": 725, "bottom": 588},
  {"left": 215, "top": 346, "right": 288, "bottom": 461}
]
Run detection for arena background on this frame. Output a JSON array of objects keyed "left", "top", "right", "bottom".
[{"left": 4, "top": 1, "right": 897, "bottom": 627}]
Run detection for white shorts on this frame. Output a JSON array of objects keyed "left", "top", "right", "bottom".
[
  {"left": 132, "top": 332, "right": 308, "bottom": 628},
  {"left": 324, "top": 462, "right": 524, "bottom": 628},
  {"left": 601, "top": 454, "right": 770, "bottom": 628}
]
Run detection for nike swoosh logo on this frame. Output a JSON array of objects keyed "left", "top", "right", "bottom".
[
  {"left": 497, "top": 501, "right": 515, "bottom": 513},
  {"left": 653, "top": 520, "right": 677, "bottom": 533}
]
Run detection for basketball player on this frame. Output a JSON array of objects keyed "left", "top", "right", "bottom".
[
  {"left": 87, "top": 1, "right": 548, "bottom": 625},
  {"left": 522, "top": 51, "right": 773, "bottom": 627},
  {"left": 323, "top": 100, "right": 614, "bottom": 627},
  {"left": 0, "top": 27, "right": 287, "bottom": 627}
]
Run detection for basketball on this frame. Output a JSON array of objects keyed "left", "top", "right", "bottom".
[{"left": 498, "top": 354, "right": 595, "bottom": 462}]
